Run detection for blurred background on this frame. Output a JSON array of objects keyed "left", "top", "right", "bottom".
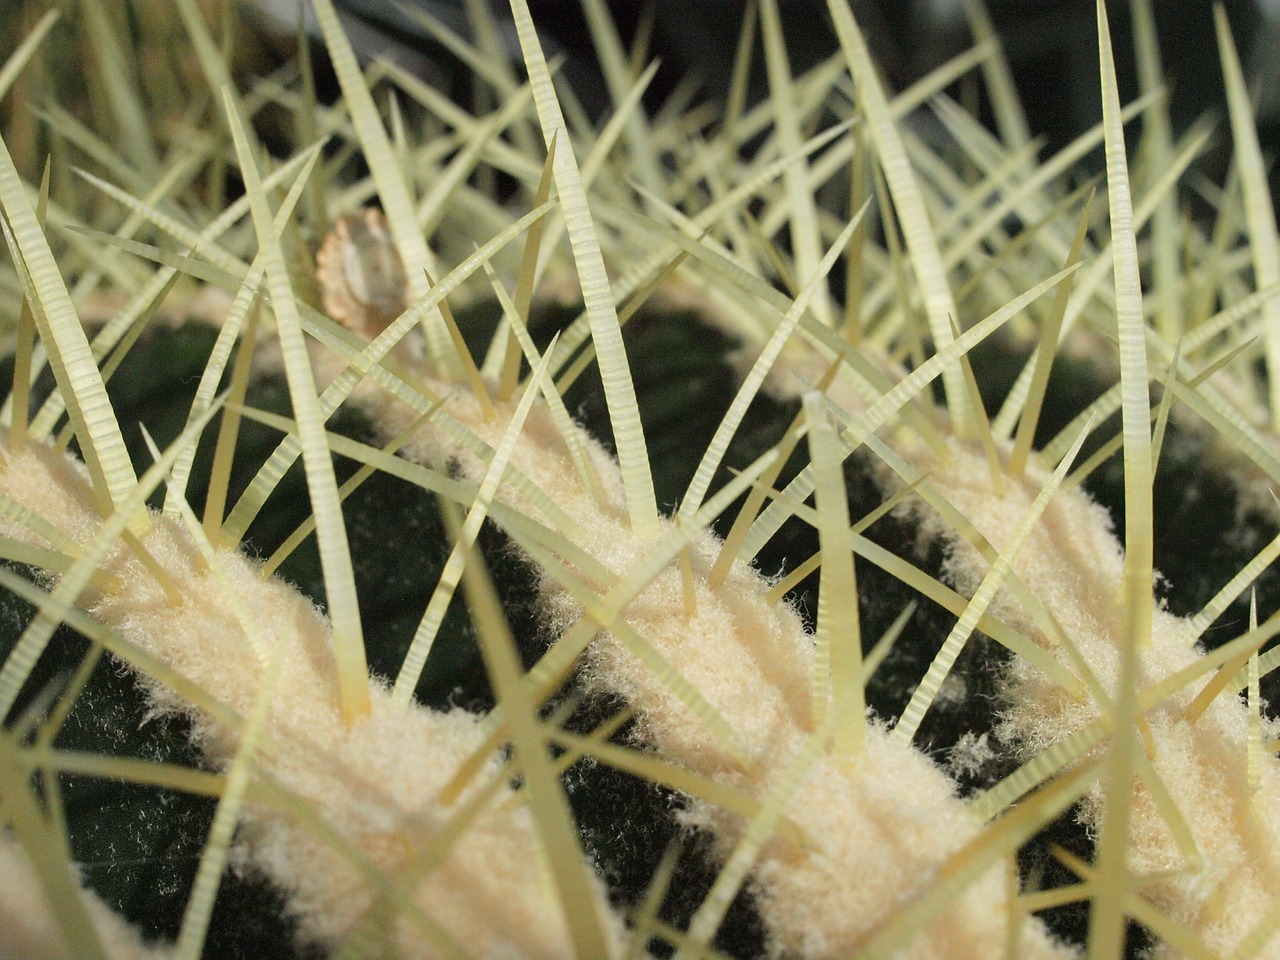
[
  {"left": 2, "top": 0, "right": 1275, "bottom": 205},
  {"left": 252, "top": 0, "right": 1280, "bottom": 160}
]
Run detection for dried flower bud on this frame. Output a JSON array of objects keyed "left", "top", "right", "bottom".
[{"left": 315, "top": 208, "right": 408, "bottom": 338}]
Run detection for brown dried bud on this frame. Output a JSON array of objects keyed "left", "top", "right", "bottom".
[{"left": 315, "top": 208, "right": 409, "bottom": 339}]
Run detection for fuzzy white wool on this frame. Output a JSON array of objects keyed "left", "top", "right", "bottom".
[
  {"left": 702, "top": 329, "right": 1280, "bottom": 957},
  {"left": 0, "top": 442, "right": 625, "bottom": 960},
  {"left": 894, "top": 422, "right": 1280, "bottom": 959},
  {"left": 948, "top": 731, "right": 996, "bottom": 779},
  {"left": 372, "top": 374, "right": 1075, "bottom": 960}
]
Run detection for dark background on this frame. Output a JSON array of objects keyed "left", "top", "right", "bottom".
[{"left": 264, "top": 0, "right": 1280, "bottom": 162}]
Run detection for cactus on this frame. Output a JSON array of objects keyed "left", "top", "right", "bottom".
[{"left": 1, "top": 1, "right": 1280, "bottom": 958}]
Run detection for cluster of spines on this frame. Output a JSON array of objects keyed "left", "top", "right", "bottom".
[{"left": 0, "top": 1, "right": 1278, "bottom": 958}]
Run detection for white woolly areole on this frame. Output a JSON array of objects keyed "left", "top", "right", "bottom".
[
  {"left": 0, "top": 442, "right": 624, "bottom": 960},
  {"left": 826, "top": 370, "right": 1280, "bottom": 960},
  {"left": 369, "top": 371, "right": 1074, "bottom": 960}
]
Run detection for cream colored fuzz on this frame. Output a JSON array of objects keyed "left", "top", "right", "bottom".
[
  {"left": 912, "top": 433, "right": 1280, "bottom": 959},
  {"left": 0, "top": 442, "right": 625, "bottom": 960},
  {"left": 0, "top": 834, "right": 169, "bottom": 960},
  {"left": 369, "top": 374, "right": 1074, "bottom": 960},
  {"left": 775, "top": 338, "right": 1280, "bottom": 960},
  {"left": 695, "top": 316, "right": 1280, "bottom": 954}
]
